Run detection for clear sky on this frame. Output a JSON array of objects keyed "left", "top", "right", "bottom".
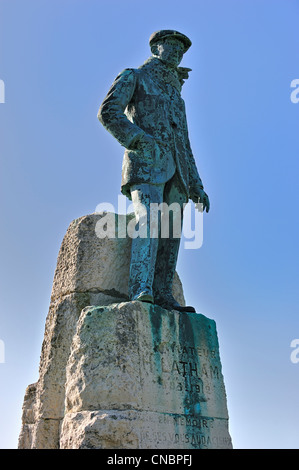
[{"left": 0, "top": 0, "right": 299, "bottom": 449}]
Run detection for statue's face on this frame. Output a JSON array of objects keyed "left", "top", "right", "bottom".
[{"left": 155, "top": 38, "right": 185, "bottom": 66}]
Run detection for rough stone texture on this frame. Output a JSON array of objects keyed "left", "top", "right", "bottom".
[
  {"left": 51, "top": 212, "right": 185, "bottom": 305},
  {"left": 18, "top": 213, "right": 185, "bottom": 449},
  {"left": 17, "top": 383, "right": 37, "bottom": 449},
  {"left": 59, "top": 303, "right": 232, "bottom": 449}
]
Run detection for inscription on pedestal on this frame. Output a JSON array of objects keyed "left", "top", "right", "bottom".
[
  {"left": 149, "top": 342, "right": 219, "bottom": 387},
  {"left": 138, "top": 307, "right": 228, "bottom": 420}
]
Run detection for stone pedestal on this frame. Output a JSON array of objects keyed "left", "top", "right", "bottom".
[
  {"left": 60, "top": 302, "right": 232, "bottom": 449},
  {"left": 18, "top": 213, "right": 232, "bottom": 449}
]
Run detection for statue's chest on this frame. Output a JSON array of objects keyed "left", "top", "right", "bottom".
[{"left": 131, "top": 73, "right": 185, "bottom": 119}]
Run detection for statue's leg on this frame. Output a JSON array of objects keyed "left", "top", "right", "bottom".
[
  {"left": 152, "top": 175, "right": 184, "bottom": 299},
  {"left": 128, "top": 182, "right": 164, "bottom": 303},
  {"left": 153, "top": 175, "right": 195, "bottom": 312}
]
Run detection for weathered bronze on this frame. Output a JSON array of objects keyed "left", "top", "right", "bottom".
[{"left": 98, "top": 30, "right": 209, "bottom": 312}]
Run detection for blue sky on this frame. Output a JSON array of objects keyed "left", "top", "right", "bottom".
[{"left": 0, "top": 0, "right": 299, "bottom": 449}]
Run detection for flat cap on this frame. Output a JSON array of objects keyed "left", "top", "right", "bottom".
[{"left": 149, "top": 30, "right": 192, "bottom": 52}]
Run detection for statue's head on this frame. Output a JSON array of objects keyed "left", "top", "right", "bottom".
[{"left": 149, "top": 30, "right": 191, "bottom": 67}]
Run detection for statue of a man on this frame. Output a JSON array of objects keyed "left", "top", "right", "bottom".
[{"left": 98, "top": 30, "right": 209, "bottom": 312}]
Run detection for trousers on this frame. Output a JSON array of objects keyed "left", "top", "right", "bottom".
[{"left": 128, "top": 173, "right": 188, "bottom": 301}]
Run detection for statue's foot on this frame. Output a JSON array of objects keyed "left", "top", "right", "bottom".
[
  {"left": 155, "top": 295, "right": 196, "bottom": 313},
  {"left": 132, "top": 291, "right": 154, "bottom": 304}
]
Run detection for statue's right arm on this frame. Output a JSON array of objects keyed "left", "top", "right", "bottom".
[{"left": 98, "top": 69, "right": 145, "bottom": 149}]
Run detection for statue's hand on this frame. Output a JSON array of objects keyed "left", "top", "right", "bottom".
[{"left": 190, "top": 188, "right": 210, "bottom": 213}]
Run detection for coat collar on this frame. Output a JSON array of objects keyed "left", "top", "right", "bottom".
[{"left": 139, "top": 56, "right": 184, "bottom": 93}]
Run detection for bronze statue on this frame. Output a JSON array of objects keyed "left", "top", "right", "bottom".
[{"left": 98, "top": 30, "right": 209, "bottom": 312}]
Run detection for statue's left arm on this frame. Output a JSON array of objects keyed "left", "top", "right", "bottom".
[
  {"left": 186, "top": 130, "right": 210, "bottom": 213},
  {"left": 179, "top": 98, "right": 210, "bottom": 212}
]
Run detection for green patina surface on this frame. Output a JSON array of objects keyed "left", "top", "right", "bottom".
[{"left": 97, "top": 30, "right": 209, "bottom": 310}]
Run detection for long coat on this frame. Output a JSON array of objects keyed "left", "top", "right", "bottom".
[{"left": 98, "top": 57, "right": 203, "bottom": 199}]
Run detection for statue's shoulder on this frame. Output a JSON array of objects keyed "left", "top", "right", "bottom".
[
  {"left": 114, "top": 60, "right": 156, "bottom": 83},
  {"left": 114, "top": 68, "right": 139, "bottom": 82}
]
